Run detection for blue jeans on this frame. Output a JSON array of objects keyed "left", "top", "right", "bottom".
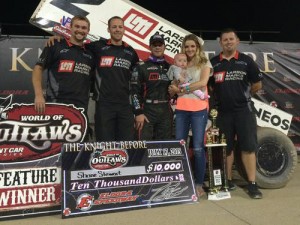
[{"left": 175, "top": 109, "right": 208, "bottom": 185}]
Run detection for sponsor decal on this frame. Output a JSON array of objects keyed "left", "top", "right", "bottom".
[
  {"left": 76, "top": 193, "right": 93, "bottom": 211},
  {"left": 0, "top": 95, "right": 87, "bottom": 163},
  {"left": 284, "top": 101, "right": 294, "bottom": 109},
  {"left": 100, "top": 56, "right": 115, "bottom": 67},
  {"left": 270, "top": 100, "right": 278, "bottom": 108},
  {"left": 274, "top": 88, "right": 300, "bottom": 94},
  {"left": 283, "top": 76, "right": 291, "bottom": 82},
  {"left": 90, "top": 149, "right": 128, "bottom": 170},
  {"left": 0, "top": 90, "right": 29, "bottom": 96},
  {"left": 123, "top": 9, "right": 158, "bottom": 39},
  {"left": 253, "top": 98, "right": 292, "bottom": 135},
  {"left": 213, "top": 71, "right": 225, "bottom": 83},
  {"left": 256, "top": 89, "right": 266, "bottom": 95},
  {"left": 60, "top": 16, "right": 71, "bottom": 29},
  {"left": 149, "top": 73, "right": 159, "bottom": 80},
  {"left": 58, "top": 60, "right": 75, "bottom": 72}
]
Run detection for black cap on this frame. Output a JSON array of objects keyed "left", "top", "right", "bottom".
[{"left": 149, "top": 33, "right": 165, "bottom": 45}]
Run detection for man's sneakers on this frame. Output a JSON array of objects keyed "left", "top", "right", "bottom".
[
  {"left": 247, "top": 181, "right": 263, "bottom": 199},
  {"left": 227, "top": 180, "right": 237, "bottom": 191}
]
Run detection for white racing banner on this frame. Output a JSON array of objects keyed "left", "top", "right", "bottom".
[
  {"left": 30, "top": 0, "right": 203, "bottom": 61},
  {"left": 253, "top": 98, "right": 292, "bottom": 135}
]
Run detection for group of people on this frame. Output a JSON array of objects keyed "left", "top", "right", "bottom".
[{"left": 32, "top": 15, "right": 263, "bottom": 199}]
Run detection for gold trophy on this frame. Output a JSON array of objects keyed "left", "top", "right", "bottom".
[
  {"left": 208, "top": 109, "right": 219, "bottom": 144},
  {"left": 206, "top": 109, "right": 229, "bottom": 198}
]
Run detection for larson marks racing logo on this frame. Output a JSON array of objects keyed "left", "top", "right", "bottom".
[
  {"left": 0, "top": 95, "right": 87, "bottom": 163},
  {"left": 90, "top": 148, "right": 128, "bottom": 170}
]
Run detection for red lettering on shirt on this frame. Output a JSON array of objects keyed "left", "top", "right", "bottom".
[
  {"left": 214, "top": 71, "right": 226, "bottom": 83},
  {"left": 100, "top": 56, "right": 115, "bottom": 67},
  {"left": 149, "top": 73, "right": 159, "bottom": 80},
  {"left": 58, "top": 60, "right": 75, "bottom": 72}
]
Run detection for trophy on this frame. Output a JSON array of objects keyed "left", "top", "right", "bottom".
[
  {"left": 206, "top": 109, "right": 219, "bottom": 144},
  {"left": 206, "top": 109, "right": 230, "bottom": 199}
]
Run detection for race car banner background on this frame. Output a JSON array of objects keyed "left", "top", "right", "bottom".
[
  {"left": 0, "top": 0, "right": 299, "bottom": 219},
  {"left": 1, "top": 39, "right": 299, "bottom": 149},
  {"left": 28, "top": 0, "right": 299, "bottom": 149},
  {"left": 61, "top": 140, "right": 198, "bottom": 218}
]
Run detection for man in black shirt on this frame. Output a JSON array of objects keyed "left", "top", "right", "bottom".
[
  {"left": 46, "top": 16, "right": 139, "bottom": 142},
  {"left": 210, "top": 28, "right": 263, "bottom": 199},
  {"left": 32, "top": 15, "right": 95, "bottom": 121},
  {"left": 32, "top": 15, "right": 95, "bottom": 169},
  {"left": 90, "top": 16, "right": 139, "bottom": 142},
  {"left": 131, "top": 33, "right": 173, "bottom": 140}
]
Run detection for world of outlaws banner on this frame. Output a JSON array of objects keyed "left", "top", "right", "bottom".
[
  {"left": 61, "top": 140, "right": 197, "bottom": 218},
  {"left": 0, "top": 96, "right": 88, "bottom": 220}
]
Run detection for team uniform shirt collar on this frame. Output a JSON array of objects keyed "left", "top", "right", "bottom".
[
  {"left": 65, "top": 38, "right": 86, "bottom": 50},
  {"left": 106, "top": 39, "right": 129, "bottom": 47},
  {"left": 219, "top": 50, "right": 239, "bottom": 60}
]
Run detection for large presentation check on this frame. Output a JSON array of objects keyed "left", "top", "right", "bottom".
[{"left": 61, "top": 140, "right": 198, "bottom": 218}]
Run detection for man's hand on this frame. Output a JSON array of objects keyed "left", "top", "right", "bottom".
[
  {"left": 34, "top": 95, "right": 46, "bottom": 113},
  {"left": 135, "top": 114, "right": 149, "bottom": 131},
  {"left": 168, "top": 84, "right": 180, "bottom": 97},
  {"left": 46, "top": 36, "right": 62, "bottom": 47}
]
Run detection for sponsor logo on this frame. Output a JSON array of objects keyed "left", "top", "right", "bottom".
[
  {"left": 123, "top": 9, "right": 158, "bottom": 39},
  {"left": 283, "top": 76, "right": 291, "bottom": 82},
  {"left": 60, "top": 16, "right": 71, "bottom": 29},
  {"left": 284, "top": 101, "right": 294, "bottom": 109},
  {"left": 292, "top": 116, "right": 300, "bottom": 122},
  {"left": 274, "top": 88, "right": 300, "bottom": 94},
  {"left": 256, "top": 89, "right": 266, "bottom": 95},
  {"left": 53, "top": 25, "right": 71, "bottom": 39},
  {"left": 0, "top": 90, "right": 29, "bottom": 95},
  {"left": 149, "top": 73, "right": 159, "bottom": 80},
  {"left": 0, "top": 95, "right": 87, "bottom": 163},
  {"left": 90, "top": 149, "right": 128, "bottom": 170},
  {"left": 213, "top": 71, "right": 225, "bottom": 83},
  {"left": 253, "top": 98, "right": 292, "bottom": 135},
  {"left": 100, "top": 56, "right": 114, "bottom": 67},
  {"left": 270, "top": 101, "right": 278, "bottom": 108},
  {"left": 58, "top": 60, "right": 75, "bottom": 72},
  {"left": 76, "top": 193, "right": 93, "bottom": 211}
]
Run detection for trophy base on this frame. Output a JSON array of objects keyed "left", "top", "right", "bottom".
[{"left": 208, "top": 190, "right": 231, "bottom": 201}]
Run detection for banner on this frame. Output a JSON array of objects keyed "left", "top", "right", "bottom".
[
  {"left": 0, "top": 99, "right": 88, "bottom": 220},
  {"left": 0, "top": 0, "right": 299, "bottom": 219},
  {"left": 28, "top": 0, "right": 299, "bottom": 151},
  {"left": 61, "top": 140, "right": 197, "bottom": 218}
]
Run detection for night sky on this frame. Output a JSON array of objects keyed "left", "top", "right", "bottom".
[{"left": 2, "top": 0, "right": 299, "bottom": 43}]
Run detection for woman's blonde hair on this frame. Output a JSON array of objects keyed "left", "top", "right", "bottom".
[{"left": 181, "top": 34, "right": 208, "bottom": 68}]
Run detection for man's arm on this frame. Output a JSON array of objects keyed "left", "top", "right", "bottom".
[
  {"left": 32, "top": 65, "right": 46, "bottom": 113},
  {"left": 46, "top": 35, "right": 63, "bottom": 47},
  {"left": 251, "top": 81, "right": 262, "bottom": 95}
]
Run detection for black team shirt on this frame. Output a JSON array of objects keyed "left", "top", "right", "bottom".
[
  {"left": 87, "top": 39, "right": 139, "bottom": 104},
  {"left": 210, "top": 51, "right": 263, "bottom": 113},
  {"left": 36, "top": 39, "right": 95, "bottom": 112}
]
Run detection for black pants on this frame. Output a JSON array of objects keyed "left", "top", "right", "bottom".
[
  {"left": 137, "top": 103, "right": 173, "bottom": 140},
  {"left": 94, "top": 101, "right": 134, "bottom": 141}
]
